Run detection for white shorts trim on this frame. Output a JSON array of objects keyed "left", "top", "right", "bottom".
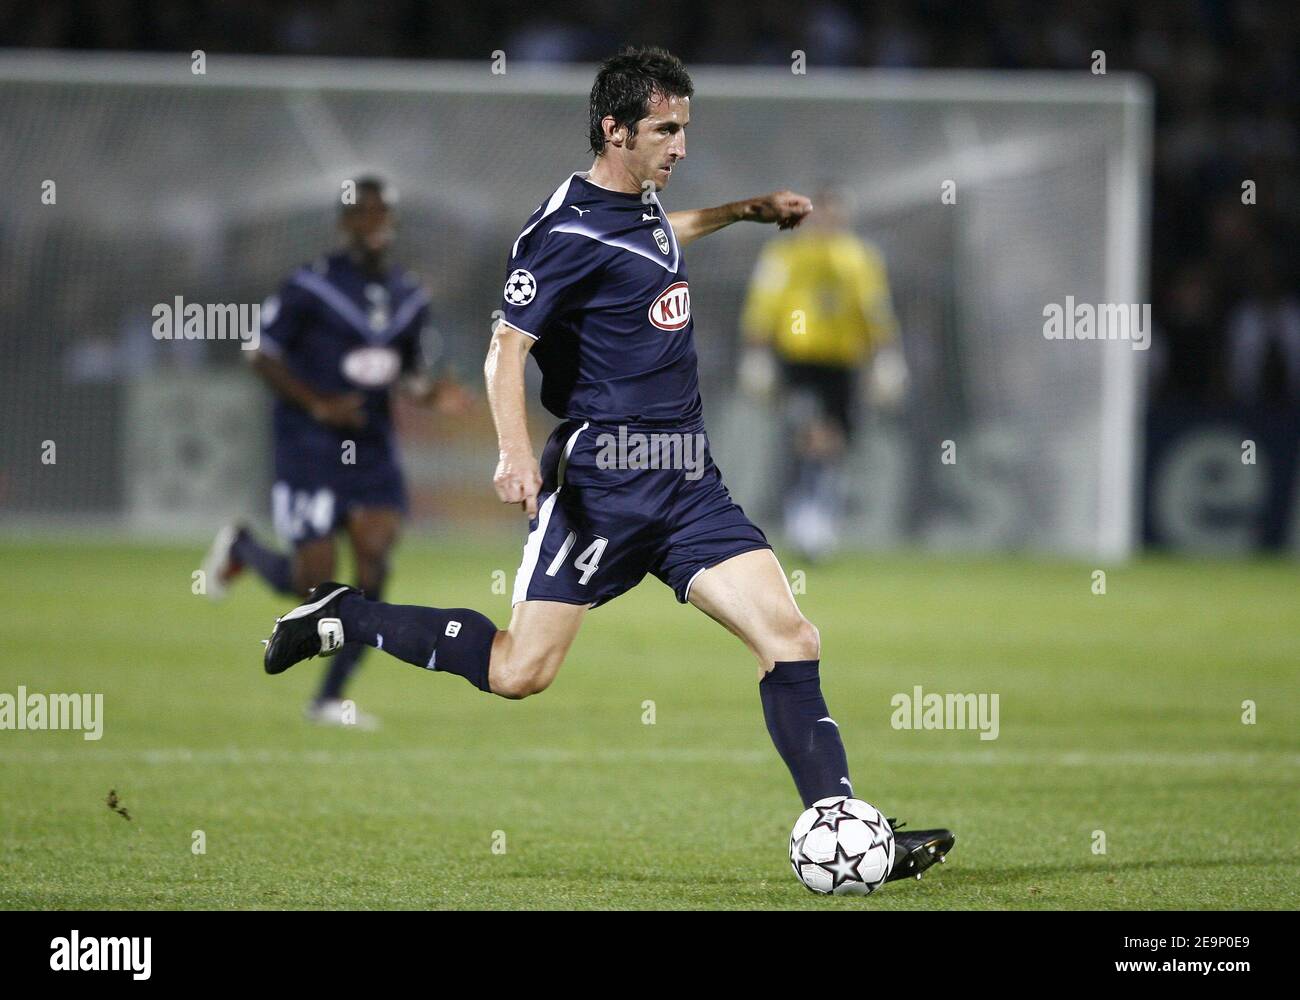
[
  {"left": 682, "top": 565, "right": 709, "bottom": 604},
  {"left": 510, "top": 421, "right": 589, "bottom": 606},
  {"left": 511, "top": 491, "right": 559, "bottom": 606}
]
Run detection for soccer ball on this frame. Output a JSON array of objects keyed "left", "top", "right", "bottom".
[{"left": 789, "top": 796, "right": 895, "bottom": 895}]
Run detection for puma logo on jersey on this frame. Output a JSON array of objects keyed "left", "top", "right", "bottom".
[
  {"left": 648, "top": 281, "right": 690, "bottom": 331},
  {"left": 642, "top": 213, "right": 659, "bottom": 222},
  {"left": 571, "top": 206, "right": 591, "bottom": 217}
]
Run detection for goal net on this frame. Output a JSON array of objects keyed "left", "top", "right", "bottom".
[{"left": 0, "top": 53, "right": 1150, "bottom": 556}]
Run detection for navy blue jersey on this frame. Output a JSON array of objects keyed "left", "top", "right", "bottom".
[
  {"left": 501, "top": 172, "right": 702, "bottom": 426},
  {"left": 258, "top": 251, "right": 430, "bottom": 451}
]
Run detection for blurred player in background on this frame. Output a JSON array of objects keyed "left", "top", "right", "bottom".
[
  {"left": 202, "top": 176, "right": 471, "bottom": 726},
  {"left": 739, "top": 184, "right": 905, "bottom": 561}
]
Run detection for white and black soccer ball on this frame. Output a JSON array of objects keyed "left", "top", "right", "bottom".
[
  {"left": 503, "top": 268, "right": 536, "bottom": 305},
  {"left": 789, "top": 796, "right": 895, "bottom": 895}
]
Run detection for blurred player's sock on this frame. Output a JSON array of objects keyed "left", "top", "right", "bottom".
[
  {"left": 316, "top": 642, "right": 366, "bottom": 701},
  {"left": 760, "top": 659, "right": 852, "bottom": 807},
  {"left": 337, "top": 594, "right": 496, "bottom": 692},
  {"left": 231, "top": 528, "right": 294, "bottom": 595},
  {"left": 316, "top": 580, "right": 385, "bottom": 702}
]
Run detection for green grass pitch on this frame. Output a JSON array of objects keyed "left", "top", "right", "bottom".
[{"left": 1, "top": 536, "right": 1296, "bottom": 910}]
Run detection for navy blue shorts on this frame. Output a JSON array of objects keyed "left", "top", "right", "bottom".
[
  {"left": 512, "top": 418, "right": 771, "bottom": 609},
  {"left": 271, "top": 437, "right": 406, "bottom": 547}
]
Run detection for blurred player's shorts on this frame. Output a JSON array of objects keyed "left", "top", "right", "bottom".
[{"left": 272, "top": 440, "right": 406, "bottom": 545}]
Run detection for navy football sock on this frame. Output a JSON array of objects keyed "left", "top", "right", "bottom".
[
  {"left": 231, "top": 529, "right": 294, "bottom": 595},
  {"left": 316, "top": 579, "right": 384, "bottom": 702},
  {"left": 336, "top": 594, "right": 496, "bottom": 693},
  {"left": 760, "top": 659, "right": 852, "bottom": 807}
]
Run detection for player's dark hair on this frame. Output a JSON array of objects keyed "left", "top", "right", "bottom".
[{"left": 589, "top": 46, "right": 694, "bottom": 156}]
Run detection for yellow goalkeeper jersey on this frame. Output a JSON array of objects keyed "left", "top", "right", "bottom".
[{"left": 741, "top": 230, "right": 897, "bottom": 367}]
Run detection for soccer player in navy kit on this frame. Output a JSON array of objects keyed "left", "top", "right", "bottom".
[
  {"left": 262, "top": 50, "right": 953, "bottom": 882},
  {"left": 204, "top": 176, "right": 469, "bottom": 726}
]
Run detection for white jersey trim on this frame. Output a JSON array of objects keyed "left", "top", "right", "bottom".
[
  {"left": 510, "top": 173, "right": 681, "bottom": 271},
  {"left": 511, "top": 173, "right": 581, "bottom": 259},
  {"left": 497, "top": 319, "right": 539, "bottom": 341},
  {"left": 548, "top": 222, "right": 681, "bottom": 273}
]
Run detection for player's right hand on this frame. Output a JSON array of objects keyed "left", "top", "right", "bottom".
[
  {"left": 493, "top": 448, "right": 543, "bottom": 518},
  {"left": 311, "top": 392, "right": 367, "bottom": 429}
]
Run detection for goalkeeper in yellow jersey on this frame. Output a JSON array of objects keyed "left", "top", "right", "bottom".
[{"left": 739, "top": 184, "right": 905, "bottom": 560}]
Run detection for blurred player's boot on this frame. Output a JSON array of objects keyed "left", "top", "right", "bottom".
[
  {"left": 884, "top": 819, "right": 955, "bottom": 882},
  {"left": 201, "top": 523, "right": 245, "bottom": 601},
  {"left": 784, "top": 460, "right": 844, "bottom": 562},
  {"left": 784, "top": 495, "right": 836, "bottom": 562},
  {"left": 304, "top": 697, "right": 379, "bottom": 730},
  {"left": 263, "top": 581, "right": 358, "bottom": 675}
]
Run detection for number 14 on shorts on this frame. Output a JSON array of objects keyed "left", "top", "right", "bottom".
[{"left": 546, "top": 533, "right": 608, "bottom": 585}]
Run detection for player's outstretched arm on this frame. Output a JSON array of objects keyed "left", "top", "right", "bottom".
[
  {"left": 668, "top": 190, "right": 813, "bottom": 247},
  {"left": 484, "top": 322, "right": 543, "bottom": 518}
]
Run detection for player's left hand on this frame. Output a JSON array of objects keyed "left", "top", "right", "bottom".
[{"left": 746, "top": 190, "right": 813, "bottom": 230}]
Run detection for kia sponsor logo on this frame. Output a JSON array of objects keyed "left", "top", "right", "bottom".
[{"left": 649, "top": 281, "right": 690, "bottom": 331}]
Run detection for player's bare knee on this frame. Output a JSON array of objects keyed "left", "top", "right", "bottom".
[
  {"left": 493, "top": 662, "right": 554, "bottom": 700},
  {"left": 783, "top": 615, "right": 820, "bottom": 661},
  {"left": 799, "top": 617, "right": 821, "bottom": 659},
  {"left": 492, "top": 643, "right": 562, "bottom": 700}
]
